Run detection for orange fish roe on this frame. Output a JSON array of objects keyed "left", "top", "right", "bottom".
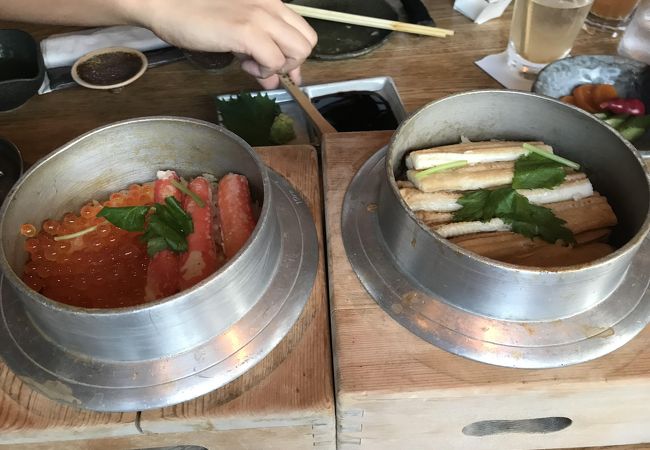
[{"left": 21, "top": 182, "right": 155, "bottom": 309}]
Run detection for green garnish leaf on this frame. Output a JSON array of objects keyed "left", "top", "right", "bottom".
[
  {"left": 147, "top": 236, "right": 168, "bottom": 257},
  {"left": 512, "top": 152, "right": 566, "bottom": 189},
  {"left": 453, "top": 187, "right": 575, "bottom": 245},
  {"left": 100, "top": 196, "right": 194, "bottom": 257},
  {"left": 164, "top": 196, "right": 194, "bottom": 235},
  {"left": 97, "top": 206, "right": 150, "bottom": 232},
  {"left": 523, "top": 143, "right": 580, "bottom": 170},
  {"left": 148, "top": 215, "right": 188, "bottom": 253},
  {"left": 413, "top": 160, "right": 468, "bottom": 180},
  {"left": 217, "top": 93, "right": 282, "bottom": 146},
  {"left": 454, "top": 189, "right": 490, "bottom": 222},
  {"left": 170, "top": 180, "right": 205, "bottom": 208}
]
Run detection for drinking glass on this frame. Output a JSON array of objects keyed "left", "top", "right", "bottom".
[
  {"left": 584, "top": 0, "right": 641, "bottom": 35},
  {"left": 618, "top": 0, "right": 650, "bottom": 64},
  {"left": 507, "top": 0, "right": 595, "bottom": 74}
]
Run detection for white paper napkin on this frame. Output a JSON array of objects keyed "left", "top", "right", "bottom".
[
  {"left": 38, "top": 26, "right": 171, "bottom": 94},
  {"left": 454, "top": 0, "right": 513, "bottom": 24},
  {"left": 475, "top": 51, "right": 535, "bottom": 91},
  {"left": 41, "top": 25, "right": 170, "bottom": 69}
]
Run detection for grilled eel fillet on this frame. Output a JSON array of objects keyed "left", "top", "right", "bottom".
[{"left": 400, "top": 141, "right": 618, "bottom": 267}]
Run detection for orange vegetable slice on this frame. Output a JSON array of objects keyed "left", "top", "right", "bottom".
[
  {"left": 572, "top": 85, "right": 598, "bottom": 113},
  {"left": 592, "top": 84, "right": 618, "bottom": 110},
  {"left": 560, "top": 95, "right": 576, "bottom": 106}
]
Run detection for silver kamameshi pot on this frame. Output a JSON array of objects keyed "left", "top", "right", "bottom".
[
  {"left": 379, "top": 90, "right": 650, "bottom": 321},
  {"left": 0, "top": 117, "right": 318, "bottom": 410},
  {"left": 343, "top": 90, "right": 650, "bottom": 368}
]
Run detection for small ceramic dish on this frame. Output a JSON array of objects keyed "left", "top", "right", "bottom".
[
  {"left": 532, "top": 54, "right": 650, "bottom": 153},
  {"left": 532, "top": 54, "right": 647, "bottom": 98},
  {"left": 71, "top": 46, "right": 147, "bottom": 90}
]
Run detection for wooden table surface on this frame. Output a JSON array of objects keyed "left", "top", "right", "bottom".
[
  {"left": 0, "top": 0, "right": 619, "bottom": 166},
  {"left": 0, "top": 1, "right": 636, "bottom": 449}
]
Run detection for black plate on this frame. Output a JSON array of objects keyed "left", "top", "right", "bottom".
[
  {"left": 0, "top": 139, "right": 22, "bottom": 206},
  {"left": 291, "top": 0, "right": 398, "bottom": 60}
]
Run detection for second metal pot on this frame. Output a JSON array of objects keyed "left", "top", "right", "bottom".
[{"left": 379, "top": 90, "right": 650, "bottom": 321}]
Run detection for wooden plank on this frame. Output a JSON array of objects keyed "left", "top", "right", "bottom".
[
  {"left": 322, "top": 131, "right": 650, "bottom": 450},
  {"left": 0, "top": 145, "right": 334, "bottom": 449},
  {"left": 136, "top": 145, "right": 334, "bottom": 448}
]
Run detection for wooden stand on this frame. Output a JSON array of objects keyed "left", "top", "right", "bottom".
[
  {"left": 0, "top": 145, "right": 334, "bottom": 450},
  {"left": 323, "top": 132, "right": 650, "bottom": 450}
]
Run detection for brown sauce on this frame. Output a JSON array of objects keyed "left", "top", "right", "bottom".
[{"left": 76, "top": 51, "right": 144, "bottom": 86}]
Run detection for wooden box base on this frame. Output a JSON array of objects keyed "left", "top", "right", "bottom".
[
  {"left": 0, "top": 145, "right": 334, "bottom": 450},
  {"left": 323, "top": 131, "right": 650, "bottom": 450}
]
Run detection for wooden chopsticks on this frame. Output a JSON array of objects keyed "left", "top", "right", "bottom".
[
  {"left": 286, "top": 4, "right": 454, "bottom": 38},
  {"left": 278, "top": 74, "right": 337, "bottom": 136}
]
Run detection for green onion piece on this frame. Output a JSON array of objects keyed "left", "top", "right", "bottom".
[
  {"left": 53, "top": 225, "right": 98, "bottom": 241},
  {"left": 413, "top": 160, "right": 468, "bottom": 180},
  {"left": 523, "top": 143, "right": 580, "bottom": 171},
  {"left": 170, "top": 179, "right": 205, "bottom": 208}
]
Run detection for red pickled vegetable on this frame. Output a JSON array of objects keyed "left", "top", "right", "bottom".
[
  {"left": 179, "top": 176, "right": 220, "bottom": 290},
  {"left": 217, "top": 173, "right": 256, "bottom": 260},
  {"left": 599, "top": 98, "right": 646, "bottom": 116},
  {"left": 145, "top": 170, "right": 183, "bottom": 300}
]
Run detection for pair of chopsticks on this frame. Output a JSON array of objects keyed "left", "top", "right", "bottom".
[{"left": 286, "top": 4, "right": 454, "bottom": 38}]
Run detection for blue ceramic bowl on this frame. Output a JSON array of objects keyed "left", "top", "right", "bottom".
[
  {"left": 532, "top": 55, "right": 649, "bottom": 152},
  {"left": 532, "top": 54, "right": 647, "bottom": 98},
  {"left": 0, "top": 29, "right": 45, "bottom": 112}
]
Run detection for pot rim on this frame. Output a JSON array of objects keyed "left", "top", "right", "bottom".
[
  {"left": 385, "top": 89, "right": 650, "bottom": 275},
  {"left": 0, "top": 116, "right": 271, "bottom": 315}
]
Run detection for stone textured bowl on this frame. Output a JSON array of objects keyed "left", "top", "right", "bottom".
[
  {"left": 532, "top": 55, "right": 649, "bottom": 152},
  {"left": 532, "top": 54, "right": 647, "bottom": 98}
]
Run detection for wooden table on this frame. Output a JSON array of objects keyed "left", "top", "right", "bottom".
[
  {"left": 0, "top": 145, "right": 334, "bottom": 449},
  {"left": 0, "top": 1, "right": 636, "bottom": 448},
  {"left": 0, "top": 1, "right": 620, "bottom": 166}
]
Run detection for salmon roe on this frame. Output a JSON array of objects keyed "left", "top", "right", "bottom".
[{"left": 20, "top": 182, "right": 156, "bottom": 308}]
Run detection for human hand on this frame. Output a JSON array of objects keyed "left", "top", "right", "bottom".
[{"left": 132, "top": 0, "right": 317, "bottom": 86}]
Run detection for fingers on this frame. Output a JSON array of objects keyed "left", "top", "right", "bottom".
[
  {"left": 242, "top": 9, "right": 314, "bottom": 78},
  {"left": 276, "top": 5, "right": 318, "bottom": 49},
  {"left": 287, "top": 67, "right": 302, "bottom": 86},
  {"left": 157, "top": 0, "right": 317, "bottom": 87},
  {"left": 256, "top": 74, "right": 281, "bottom": 90},
  {"left": 239, "top": 60, "right": 302, "bottom": 89}
]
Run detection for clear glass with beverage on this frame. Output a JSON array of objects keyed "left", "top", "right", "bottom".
[
  {"left": 507, "top": 0, "right": 594, "bottom": 74},
  {"left": 618, "top": 0, "right": 650, "bottom": 64},
  {"left": 584, "top": 0, "right": 641, "bottom": 34}
]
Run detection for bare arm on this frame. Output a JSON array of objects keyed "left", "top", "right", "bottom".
[
  {"left": 0, "top": 0, "right": 317, "bottom": 88},
  {"left": 0, "top": 0, "right": 136, "bottom": 26}
]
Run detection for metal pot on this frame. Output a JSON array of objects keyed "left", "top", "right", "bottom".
[
  {"left": 0, "top": 117, "right": 318, "bottom": 410},
  {"left": 379, "top": 90, "right": 650, "bottom": 321}
]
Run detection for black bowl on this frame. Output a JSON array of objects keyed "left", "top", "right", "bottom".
[
  {"left": 0, "top": 29, "right": 45, "bottom": 112},
  {"left": 0, "top": 138, "right": 23, "bottom": 205}
]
